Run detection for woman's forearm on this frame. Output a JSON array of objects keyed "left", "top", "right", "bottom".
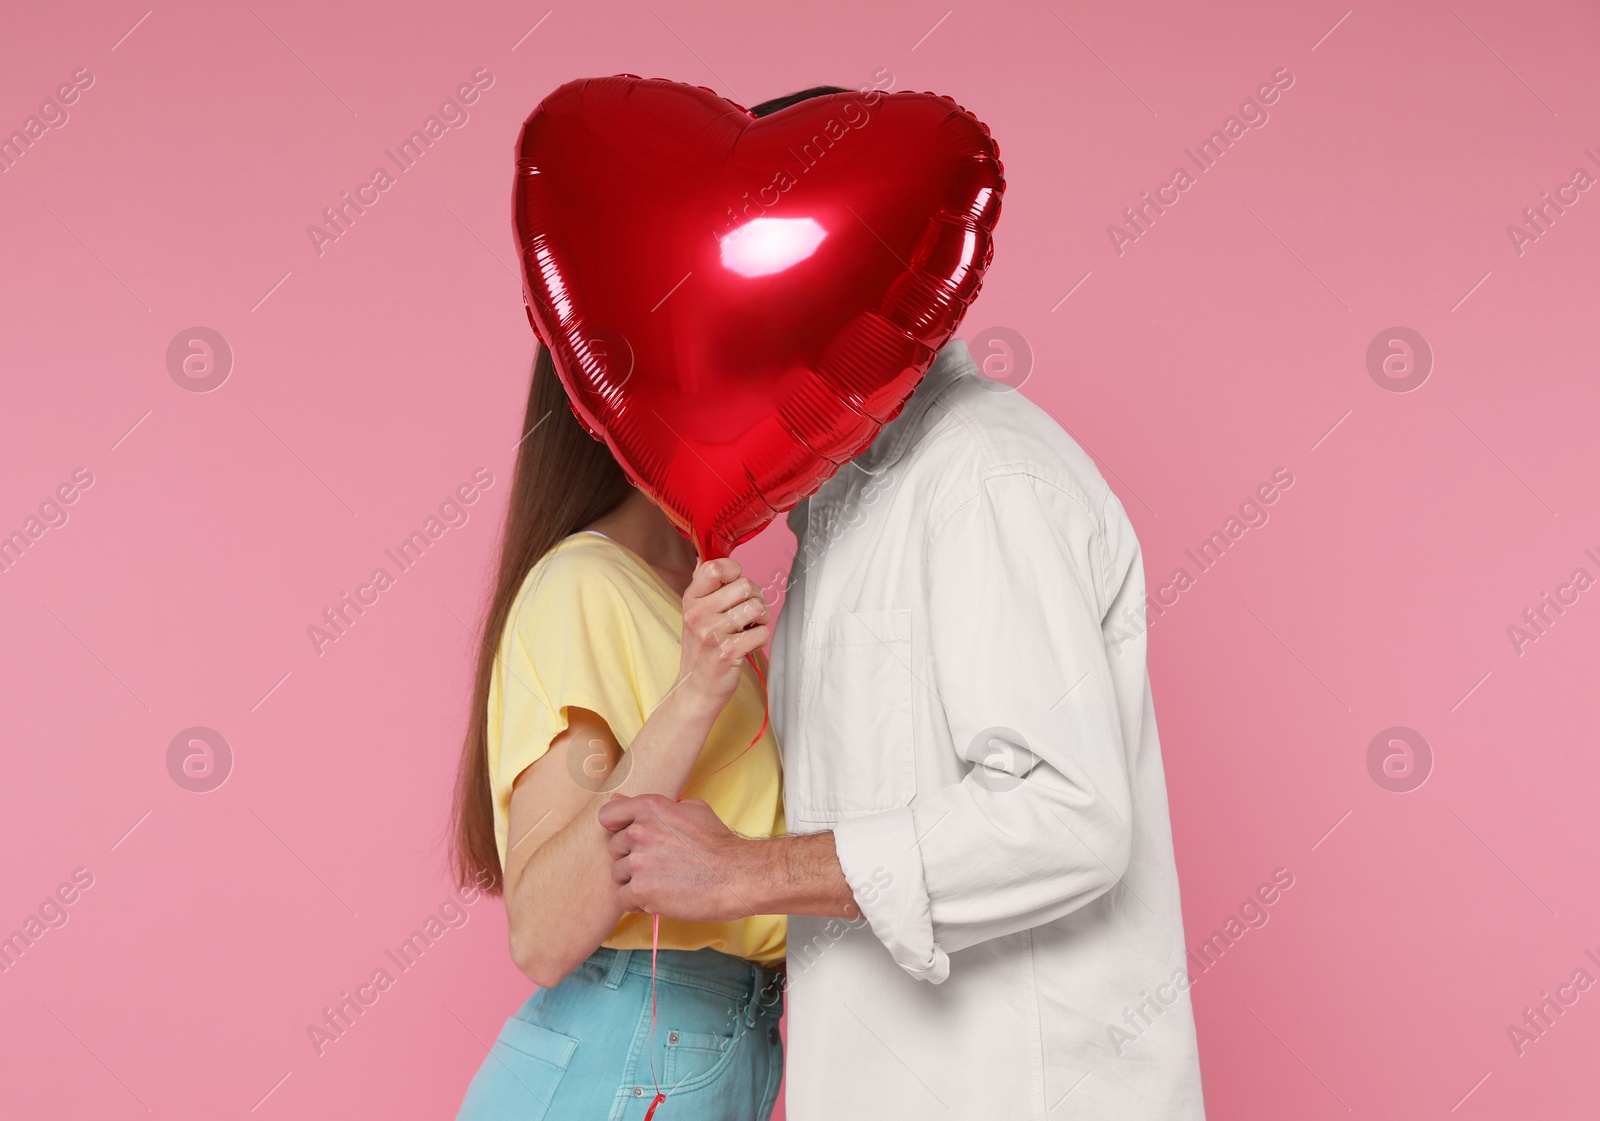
[
  {"left": 505, "top": 555, "right": 770, "bottom": 987},
  {"left": 506, "top": 684, "right": 722, "bottom": 986}
]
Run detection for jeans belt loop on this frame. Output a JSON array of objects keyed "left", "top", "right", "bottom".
[
  {"left": 603, "top": 948, "right": 631, "bottom": 990},
  {"left": 759, "top": 967, "right": 781, "bottom": 1014},
  {"left": 733, "top": 966, "right": 749, "bottom": 1029}
]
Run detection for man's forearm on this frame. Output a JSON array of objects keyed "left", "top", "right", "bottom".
[{"left": 733, "top": 831, "right": 861, "bottom": 920}]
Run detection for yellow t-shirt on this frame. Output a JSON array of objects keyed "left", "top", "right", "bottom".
[{"left": 486, "top": 531, "right": 786, "bottom": 965}]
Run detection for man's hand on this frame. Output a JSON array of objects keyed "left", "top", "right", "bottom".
[{"left": 600, "top": 794, "right": 760, "bottom": 922}]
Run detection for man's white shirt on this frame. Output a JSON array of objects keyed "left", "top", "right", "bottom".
[{"left": 769, "top": 339, "right": 1206, "bottom": 1120}]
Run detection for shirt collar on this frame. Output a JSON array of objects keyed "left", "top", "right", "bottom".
[
  {"left": 846, "top": 337, "right": 976, "bottom": 477},
  {"left": 786, "top": 338, "right": 976, "bottom": 535}
]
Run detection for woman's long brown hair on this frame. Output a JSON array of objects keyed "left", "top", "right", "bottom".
[
  {"left": 453, "top": 84, "right": 851, "bottom": 893},
  {"left": 450, "top": 344, "right": 632, "bottom": 893}
]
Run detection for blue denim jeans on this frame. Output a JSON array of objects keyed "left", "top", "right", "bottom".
[{"left": 456, "top": 946, "right": 784, "bottom": 1121}]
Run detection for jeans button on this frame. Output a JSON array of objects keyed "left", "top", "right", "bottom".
[
  {"left": 668, "top": 1031, "right": 679, "bottom": 1044},
  {"left": 768, "top": 1025, "right": 781, "bottom": 1045},
  {"left": 633, "top": 1087, "right": 644, "bottom": 1098}
]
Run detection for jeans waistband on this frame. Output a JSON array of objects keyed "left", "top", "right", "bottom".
[{"left": 584, "top": 945, "right": 783, "bottom": 1008}]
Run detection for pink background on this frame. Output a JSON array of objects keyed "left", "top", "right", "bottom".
[{"left": 3, "top": 1, "right": 1598, "bottom": 1117}]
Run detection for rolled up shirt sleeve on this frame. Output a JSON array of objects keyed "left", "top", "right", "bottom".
[{"left": 832, "top": 470, "right": 1135, "bottom": 982}]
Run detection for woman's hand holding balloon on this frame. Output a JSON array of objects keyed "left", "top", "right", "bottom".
[{"left": 676, "top": 558, "right": 769, "bottom": 716}]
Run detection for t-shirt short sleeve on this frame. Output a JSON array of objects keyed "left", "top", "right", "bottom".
[{"left": 492, "top": 548, "right": 656, "bottom": 801}]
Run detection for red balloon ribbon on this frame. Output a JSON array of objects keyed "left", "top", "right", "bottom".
[{"left": 644, "top": 655, "right": 770, "bottom": 1119}]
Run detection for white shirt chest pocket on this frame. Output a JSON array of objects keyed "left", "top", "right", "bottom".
[{"left": 791, "top": 608, "right": 916, "bottom": 821}]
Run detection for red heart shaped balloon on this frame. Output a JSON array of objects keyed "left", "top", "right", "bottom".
[{"left": 513, "top": 75, "right": 1004, "bottom": 558}]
